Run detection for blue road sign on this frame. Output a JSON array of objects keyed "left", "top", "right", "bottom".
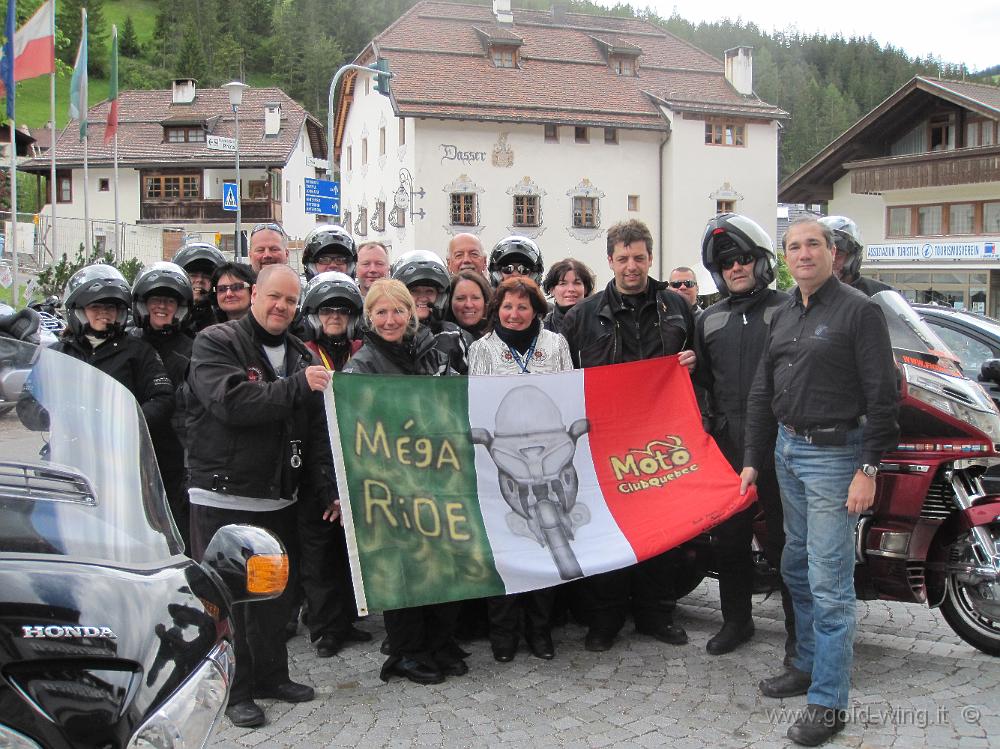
[
  {"left": 222, "top": 182, "right": 239, "bottom": 212},
  {"left": 304, "top": 178, "right": 340, "bottom": 216}
]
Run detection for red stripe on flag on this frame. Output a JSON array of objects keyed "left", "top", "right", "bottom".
[
  {"left": 104, "top": 99, "right": 119, "bottom": 145},
  {"left": 584, "top": 357, "right": 755, "bottom": 561},
  {"left": 14, "top": 37, "right": 55, "bottom": 81}
]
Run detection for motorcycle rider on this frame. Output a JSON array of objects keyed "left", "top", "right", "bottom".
[
  {"left": 695, "top": 213, "right": 795, "bottom": 658},
  {"left": 302, "top": 224, "right": 357, "bottom": 282},
  {"left": 130, "top": 262, "right": 196, "bottom": 549},
  {"left": 487, "top": 236, "right": 544, "bottom": 287},
  {"left": 391, "top": 250, "right": 473, "bottom": 374},
  {"left": 818, "top": 215, "right": 892, "bottom": 297},
  {"left": 172, "top": 242, "right": 227, "bottom": 333}
]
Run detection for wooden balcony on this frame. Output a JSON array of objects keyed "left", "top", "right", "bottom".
[
  {"left": 846, "top": 145, "right": 1000, "bottom": 194},
  {"left": 140, "top": 198, "right": 274, "bottom": 224}
]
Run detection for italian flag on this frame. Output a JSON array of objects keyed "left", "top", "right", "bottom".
[
  {"left": 104, "top": 24, "right": 118, "bottom": 146},
  {"left": 328, "top": 357, "right": 754, "bottom": 615}
]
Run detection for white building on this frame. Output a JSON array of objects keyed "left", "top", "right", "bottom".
[
  {"left": 22, "top": 80, "right": 328, "bottom": 260},
  {"left": 781, "top": 76, "right": 1000, "bottom": 316},
  {"left": 335, "top": 0, "right": 786, "bottom": 290}
]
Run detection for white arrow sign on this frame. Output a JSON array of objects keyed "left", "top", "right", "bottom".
[{"left": 207, "top": 135, "right": 237, "bottom": 152}]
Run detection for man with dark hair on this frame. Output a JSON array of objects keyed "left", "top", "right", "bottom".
[
  {"left": 742, "top": 217, "right": 899, "bottom": 747},
  {"left": 561, "top": 218, "right": 696, "bottom": 652},
  {"left": 668, "top": 266, "right": 700, "bottom": 314},
  {"left": 186, "top": 264, "right": 336, "bottom": 728}
]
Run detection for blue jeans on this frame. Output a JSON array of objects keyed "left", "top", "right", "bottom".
[{"left": 774, "top": 425, "right": 862, "bottom": 710}]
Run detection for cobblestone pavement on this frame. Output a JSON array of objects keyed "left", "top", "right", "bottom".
[{"left": 212, "top": 580, "right": 1000, "bottom": 748}]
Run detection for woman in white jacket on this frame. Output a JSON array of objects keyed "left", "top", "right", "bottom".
[{"left": 468, "top": 277, "right": 572, "bottom": 661}]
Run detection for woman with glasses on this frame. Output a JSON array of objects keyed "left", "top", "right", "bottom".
[
  {"left": 344, "top": 279, "right": 465, "bottom": 685},
  {"left": 542, "top": 259, "right": 595, "bottom": 333},
  {"left": 212, "top": 263, "right": 256, "bottom": 322}
]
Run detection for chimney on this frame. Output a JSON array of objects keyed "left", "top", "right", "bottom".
[
  {"left": 551, "top": 3, "right": 567, "bottom": 22},
  {"left": 493, "top": 0, "right": 513, "bottom": 25},
  {"left": 724, "top": 46, "right": 753, "bottom": 96},
  {"left": 264, "top": 103, "right": 281, "bottom": 136},
  {"left": 171, "top": 78, "right": 197, "bottom": 104}
]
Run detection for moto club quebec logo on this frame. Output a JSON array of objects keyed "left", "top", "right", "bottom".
[{"left": 609, "top": 436, "right": 699, "bottom": 494}]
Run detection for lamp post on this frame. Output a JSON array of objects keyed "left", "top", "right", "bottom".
[{"left": 223, "top": 81, "right": 248, "bottom": 261}]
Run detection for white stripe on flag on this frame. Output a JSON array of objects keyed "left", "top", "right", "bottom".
[{"left": 468, "top": 369, "right": 636, "bottom": 595}]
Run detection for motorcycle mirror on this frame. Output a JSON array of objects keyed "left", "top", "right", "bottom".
[
  {"left": 979, "top": 358, "right": 1000, "bottom": 386},
  {"left": 200, "top": 524, "right": 288, "bottom": 604}
]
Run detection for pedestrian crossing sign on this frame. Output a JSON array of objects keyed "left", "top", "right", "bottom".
[{"left": 222, "top": 183, "right": 239, "bottom": 212}]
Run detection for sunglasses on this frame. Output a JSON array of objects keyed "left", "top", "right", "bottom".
[
  {"left": 215, "top": 282, "right": 251, "bottom": 294},
  {"left": 318, "top": 305, "right": 352, "bottom": 316},
  {"left": 250, "top": 222, "right": 287, "bottom": 238},
  {"left": 669, "top": 280, "right": 697, "bottom": 289},
  {"left": 720, "top": 254, "right": 756, "bottom": 271},
  {"left": 500, "top": 264, "right": 531, "bottom": 276}
]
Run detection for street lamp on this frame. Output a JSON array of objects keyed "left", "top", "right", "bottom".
[{"left": 223, "top": 81, "right": 249, "bottom": 260}]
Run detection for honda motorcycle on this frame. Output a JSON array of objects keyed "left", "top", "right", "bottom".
[
  {"left": 680, "top": 290, "right": 1000, "bottom": 656},
  {"left": 0, "top": 331, "right": 288, "bottom": 748}
]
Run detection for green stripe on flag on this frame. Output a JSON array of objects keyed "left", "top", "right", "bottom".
[{"left": 332, "top": 373, "right": 506, "bottom": 612}]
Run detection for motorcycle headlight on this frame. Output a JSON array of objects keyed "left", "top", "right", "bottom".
[
  {"left": 905, "top": 364, "right": 1000, "bottom": 444},
  {"left": 127, "top": 641, "right": 234, "bottom": 749}
]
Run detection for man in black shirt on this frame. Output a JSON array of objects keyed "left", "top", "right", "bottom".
[
  {"left": 741, "top": 218, "right": 898, "bottom": 747},
  {"left": 561, "top": 219, "right": 696, "bottom": 652}
]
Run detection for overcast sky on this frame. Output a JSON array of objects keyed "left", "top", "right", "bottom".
[{"left": 621, "top": 1, "right": 998, "bottom": 72}]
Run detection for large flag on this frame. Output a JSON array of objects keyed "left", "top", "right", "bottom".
[
  {"left": 68, "top": 9, "right": 87, "bottom": 141},
  {"left": 104, "top": 24, "right": 117, "bottom": 145},
  {"left": 328, "top": 357, "right": 755, "bottom": 614},
  {"left": 0, "top": 0, "right": 14, "bottom": 119},
  {"left": 13, "top": 0, "right": 54, "bottom": 82}
]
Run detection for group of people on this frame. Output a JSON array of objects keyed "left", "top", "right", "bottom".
[{"left": 39, "top": 209, "right": 898, "bottom": 747}]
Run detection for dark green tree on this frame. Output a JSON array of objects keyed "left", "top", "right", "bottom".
[
  {"left": 175, "top": 23, "right": 208, "bottom": 82},
  {"left": 119, "top": 15, "right": 141, "bottom": 57},
  {"left": 57, "top": 0, "right": 108, "bottom": 76}
]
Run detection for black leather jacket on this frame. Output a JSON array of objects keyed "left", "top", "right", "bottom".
[
  {"left": 185, "top": 315, "right": 334, "bottom": 502},
  {"left": 560, "top": 278, "right": 694, "bottom": 368},
  {"left": 345, "top": 326, "right": 450, "bottom": 375}
]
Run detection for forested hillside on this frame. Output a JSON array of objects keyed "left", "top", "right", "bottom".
[{"left": 11, "top": 0, "right": 999, "bottom": 179}]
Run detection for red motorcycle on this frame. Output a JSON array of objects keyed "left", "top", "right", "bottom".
[{"left": 679, "top": 291, "right": 1000, "bottom": 656}]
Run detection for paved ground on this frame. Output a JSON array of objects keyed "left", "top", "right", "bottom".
[{"left": 211, "top": 581, "right": 1000, "bottom": 748}]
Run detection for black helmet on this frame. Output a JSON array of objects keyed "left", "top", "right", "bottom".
[
  {"left": 301, "top": 271, "right": 363, "bottom": 339},
  {"left": 488, "top": 235, "right": 543, "bottom": 286},
  {"left": 64, "top": 264, "right": 132, "bottom": 336},
  {"left": 818, "top": 215, "right": 864, "bottom": 281},
  {"left": 390, "top": 250, "right": 451, "bottom": 319},
  {"left": 131, "top": 261, "right": 194, "bottom": 330},
  {"left": 172, "top": 242, "right": 227, "bottom": 276},
  {"left": 701, "top": 212, "right": 776, "bottom": 297},
  {"left": 303, "top": 224, "right": 357, "bottom": 280}
]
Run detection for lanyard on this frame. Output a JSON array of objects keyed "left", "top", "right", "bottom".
[
  {"left": 506, "top": 336, "right": 538, "bottom": 373},
  {"left": 317, "top": 347, "right": 334, "bottom": 371}
]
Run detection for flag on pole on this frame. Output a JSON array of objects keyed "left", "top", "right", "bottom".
[
  {"left": 104, "top": 24, "right": 118, "bottom": 145},
  {"left": 0, "top": 0, "right": 15, "bottom": 119},
  {"left": 327, "top": 357, "right": 755, "bottom": 614},
  {"left": 69, "top": 9, "right": 88, "bottom": 141},
  {"left": 13, "top": 0, "right": 55, "bottom": 82}
]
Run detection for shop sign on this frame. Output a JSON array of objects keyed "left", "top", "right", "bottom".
[{"left": 867, "top": 240, "right": 1000, "bottom": 262}]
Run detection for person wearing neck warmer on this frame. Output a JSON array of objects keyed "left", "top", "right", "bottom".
[
  {"left": 542, "top": 258, "right": 595, "bottom": 334},
  {"left": 344, "top": 279, "right": 464, "bottom": 686},
  {"left": 185, "top": 264, "right": 336, "bottom": 728},
  {"left": 49, "top": 263, "right": 175, "bottom": 434},
  {"left": 467, "top": 276, "right": 572, "bottom": 663},
  {"left": 694, "top": 212, "right": 795, "bottom": 662},
  {"left": 129, "top": 262, "right": 195, "bottom": 550}
]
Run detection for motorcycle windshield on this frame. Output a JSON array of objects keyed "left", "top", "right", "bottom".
[
  {"left": 0, "top": 338, "right": 183, "bottom": 565},
  {"left": 872, "top": 290, "right": 963, "bottom": 374}
]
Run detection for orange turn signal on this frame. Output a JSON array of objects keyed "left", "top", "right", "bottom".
[{"left": 246, "top": 554, "right": 289, "bottom": 595}]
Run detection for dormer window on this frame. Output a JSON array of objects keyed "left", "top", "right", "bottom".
[
  {"left": 492, "top": 45, "right": 518, "bottom": 68},
  {"left": 610, "top": 56, "right": 636, "bottom": 76},
  {"left": 164, "top": 125, "right": 205, "bottom": 143}
]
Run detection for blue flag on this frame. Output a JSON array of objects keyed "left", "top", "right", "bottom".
[{"left": 0, "top": 0, "right": 15, "bottom": 119}]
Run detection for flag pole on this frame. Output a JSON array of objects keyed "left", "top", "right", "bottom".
[
  {"left": 110, "top": 25, "right": 119, "bottom": 258},
  {"left": 80, "top": 8, "right": 89, "bottom": 262},
  {"left": 48, "top": 0, "right": 56, "bottom": 263},
  {"left": 10, "top": 109, "right": 18, "bottom": 307}
]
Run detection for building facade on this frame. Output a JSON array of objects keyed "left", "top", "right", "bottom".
[
  {"left": 335, "top": 0, "right": 786, "bottom": 290},
  {"left": 781, "top": 76, "right": 1000, "bottom": 316}
]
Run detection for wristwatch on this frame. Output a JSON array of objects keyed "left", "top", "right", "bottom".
[{"left": 861, "top": 464, "right": 879, "bottom": 479}]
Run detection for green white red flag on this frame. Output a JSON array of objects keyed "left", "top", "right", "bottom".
[
  {"left": 104, "top": 24, "right": 118, "bottom": 145},
  {"left": 328, "top": 357, "right": 755, "bottom": 615}
]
